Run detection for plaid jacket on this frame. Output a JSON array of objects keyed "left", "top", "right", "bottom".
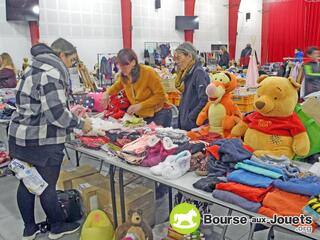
[{"left": 9, "top": 44, "right": 84, "bottom": 146}]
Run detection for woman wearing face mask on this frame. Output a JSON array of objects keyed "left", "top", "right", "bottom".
[
  {"left": 175, "top": 42, "right": 210, "bottom": 131},
  {"left": 101, "top": 48, "right": 172, "bottom": 127}
]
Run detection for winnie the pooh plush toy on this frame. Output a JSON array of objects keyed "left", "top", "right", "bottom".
[
  {"left": 196, "top": 72, "right": 242, "bottom": 138},
  {"left": 115, "top": 209, "right": 153, "bottom": 240},
  {"left": 231, "top": 75, "right": 310, "bottom": 159}
]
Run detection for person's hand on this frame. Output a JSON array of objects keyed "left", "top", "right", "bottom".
[
  {"left": 127, "top": 104, "right": 142, "bottom": 115},
  {"left": 82, "top": 118, "right": 93, "bottom": 133},
  {"left": 100, "top": 92, "right": 110, "bottom": 109}
]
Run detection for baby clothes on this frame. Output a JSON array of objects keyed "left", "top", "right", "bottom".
[
  {"left": 250, "top": 156, "right": 300, "bottom": 180},
  {"left": 141, "top": 136, "right": 178, "bottom": 167},
  {"left": 258, "top": 188, "right": 314, "bottom": 229},
  {"left": 273, "top": 176, "right": 320, "bottom": 196},
  {"left": 235, "top": 162, "right": 283, "bottom": 179},
  {"left": 227, "top": 169, "right": 274, "bottom": 188},
  {"left": 79, "top": 136, "right": 109, "bottom": 149},
  {"left": 212, "top": 190, "right": 261, "bottom": 213},
  {"left": 122, "top": 135, "right": 152, "bottom": 156},
  {"left": 215, "top": 182, "right": 271, "bottom": 202},
  {"left": 156, "top": 128, "right": 189, "bottom": 144},
  {"left": 193, "top": 176, "right": 226, "bottom": 193},
  {"left": 123, "top": 116, "right": 146, "bottom": 128}
]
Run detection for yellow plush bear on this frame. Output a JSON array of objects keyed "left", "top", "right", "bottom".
[{"left": 231, "top": 75, "right": 310, "bottom": 159}]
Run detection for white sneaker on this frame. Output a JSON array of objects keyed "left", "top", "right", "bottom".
[
  {"left": 162, "top": 150, "right": 191, "bottom": 179},
  {"left": 150, "top": 155, "right": 176, "bottom": 176}
]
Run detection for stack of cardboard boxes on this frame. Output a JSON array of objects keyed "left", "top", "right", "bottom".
[{"left": 57, "top": 165, "right": 155, "bottom": 226}]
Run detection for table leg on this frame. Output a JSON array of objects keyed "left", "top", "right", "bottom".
[
  {"left": 75, "top": 150, "right": 80, "bottom": 167},
  {"left": 119, "top": 168, "right": 126, "bottom": 224},
  {"left": 168, "top": 187, "right": 173, "bottom": 213},
  {"left": 220, "top": 209, "right": 232, "bottom": 240},
  {"left": 109, "top": 165, "right": 118, "bottom": 229},
  {"left": 64, "top": 146, "right": 71, "bottom": 161},
  {"left": 248, "top": 222, "right": 256, "bottom": 240}
]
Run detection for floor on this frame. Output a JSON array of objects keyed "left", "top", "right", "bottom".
[{"left": 0, "top": 152, "right": 314, "bottom": 240}]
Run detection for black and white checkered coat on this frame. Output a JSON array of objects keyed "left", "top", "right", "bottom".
[{"left": 9, "top": 44, "right": 84, "bottom": 146}]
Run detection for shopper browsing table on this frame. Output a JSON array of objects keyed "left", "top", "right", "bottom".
[
  {"left": 101, "top": 48, "right": 172, "bottom": 127},
  {"left": 175, "top": 42, "right": 210, "bottom": 131},
  {"left": 8, "top": 38, "right": 92, "bottom": 240},
  {"left": 0, "top": 52, "right": 17, "bottom": 88},
  {"left": 303, "top": 46, "right": 320, "bottom": 96}
]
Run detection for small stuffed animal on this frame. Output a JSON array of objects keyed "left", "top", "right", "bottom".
[
  {"left": 196, "top": 72, "right": 242, "bottom": 138},
  {"left": 115, "top": 209, "right": 153, "bottom": 240},
  {"left": 231, "top": 75, "right": 310, "bottom": 159}
]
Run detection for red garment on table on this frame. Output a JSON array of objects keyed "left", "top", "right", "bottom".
[
  {"left": 104, "top": 90, "right": 130, "bottom": 119},
  {"left": 206, "top": 145, "right": 220, "bottom": 160},
  {"left": 79, "top": 136, "right": 109, "bottom": 149},
  {"left": 258, "top": 188, "right": 317, "bottom": 231},
  {"left": 187, "top": 127, "right": 222, "bottom": 143},
  {"left": 216, "top": 182, "right": 271, "bottom": 202},
  {"left": 244, "top": 112, "right": 306, "bottom": 137}
]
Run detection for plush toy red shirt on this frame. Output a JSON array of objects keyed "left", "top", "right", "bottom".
[{"left": 244, "top": 112, "right": 306, "bottom": 137}]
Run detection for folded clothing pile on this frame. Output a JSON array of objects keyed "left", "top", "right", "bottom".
[
  {"left": 150, "top": 150, "right": 191, "bottom": 179},
  {"left": 259, "top": 188, "right": 317, "bottom": 230},
  {"left": 104, "top": 90, "right": 130, "bottom": 119},
  {"left": 75, "top": 118, "right": 122, "bottom": 137},
  {"left": 120, "top": 135, "right": 153, "bottom": 165},
  {"left": 215, "top": 182, "right": 271, "bottom": 203},
  {"left": 79, "top": 136, "right": 109, "bottom": 149},
  {"left": 273, "top": 176, "right": 320, "bottom": 197},
  {"left": 250, "top": 155, "right": 300, "bottom": 180},
  {"left": 207, "top": 139, "right": 252, "bottom": 178},
  {"left": 213, "top": 189, "right": 262, "bottom": 213},
  {"left": 193, "top": 139, "right": 252, "bottom": 193},
  {"left": 141, "top": 136, "right": 178, "bottom": 167},
  {"left": 187, "top": 127, "right": 222, "bottom": 143},
  {"left": 156, "top": 128, "right": 189, "bottom": 144},
  {"left": 106, "top": 129, "right": 142, "bottom": 147},
  {"left": 123, "top": 116, "right": 146, "bottom": 128}
]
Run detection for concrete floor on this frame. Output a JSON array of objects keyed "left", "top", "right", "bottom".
[{"left": 0, "top": 151, "right": 315, "bottom": 240}]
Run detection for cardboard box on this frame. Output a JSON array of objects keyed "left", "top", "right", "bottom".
[
  {"left": 57, "top": 165, "right": 98, "bottom": 190},
  {"left": 68, "top": 172, "right": 155, "bottom": 224},
  {"left": 100, "top": 183, "right": 155, "bottom": 226}
]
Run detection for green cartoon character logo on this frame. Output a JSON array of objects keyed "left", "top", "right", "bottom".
[{"left": 170, "top": 203, "right": 201, "bottom": 234}]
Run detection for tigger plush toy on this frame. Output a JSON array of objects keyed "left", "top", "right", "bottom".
[{"left": 196, "top": 72, "right": 242, "bottom": 138}]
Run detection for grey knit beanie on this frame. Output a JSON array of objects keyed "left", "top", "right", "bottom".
[{"left": 175, "top": 42, "right": 197, "bottom": 59}]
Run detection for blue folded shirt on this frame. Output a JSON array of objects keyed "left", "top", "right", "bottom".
[
  {"left": 227, "top": 169, "right": 274, "bottom": 188},
  {"left": 273, "top": 176, "right": 320, "bottom": 196}
]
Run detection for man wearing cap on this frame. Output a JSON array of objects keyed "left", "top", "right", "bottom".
[{"left": 175, "top": 42, "right": 210, "bottom": 131}]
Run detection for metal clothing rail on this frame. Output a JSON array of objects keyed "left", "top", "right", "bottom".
[
  {"left": 65, "top": 143, "right": 320, "bottom": 240},
  {"left": 97, "top": 53, "right": 117, "bottom": 87}
]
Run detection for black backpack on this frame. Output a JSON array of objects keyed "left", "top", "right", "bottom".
[
  {"left": 57, "top": 189, "right": 83, "bottom": 223},
  {"left": 39, "top": 189, "right": 83, "bottom": 233}
]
